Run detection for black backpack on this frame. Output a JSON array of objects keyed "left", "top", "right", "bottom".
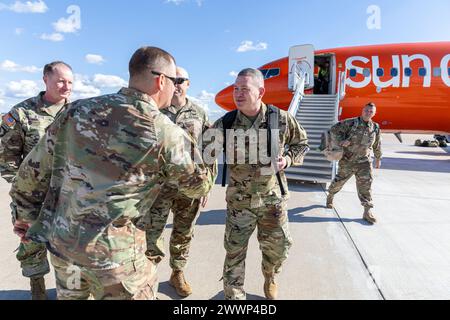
[{"left": 221, "top": 105, "right": 286, "bottom": 196}]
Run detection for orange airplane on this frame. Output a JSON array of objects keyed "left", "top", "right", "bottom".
[{"left": 215, "top": 42, "right": 450, "bottom": 136}]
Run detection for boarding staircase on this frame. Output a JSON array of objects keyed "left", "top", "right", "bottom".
[
  {"left": 285, "top": 94, "right": 338, "bottom": 183},
  {"left": 284, "top": 46, "right": 347, "bottom": 183}
]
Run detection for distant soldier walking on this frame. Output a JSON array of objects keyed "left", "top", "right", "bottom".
[{"left": 326, "top": 102, "right": 382, "bottom": 224}]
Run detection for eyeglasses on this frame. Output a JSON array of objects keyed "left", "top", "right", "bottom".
[
  {"left": 151, "top": 71, "right": 177, "bottom": 85},
  {"left": 175, "top": 78, "right": 189, "bottom": 85}
]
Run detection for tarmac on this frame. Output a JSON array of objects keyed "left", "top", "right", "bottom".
[{"left": 0, "top": 134, "right": 449, "bottom": 300}]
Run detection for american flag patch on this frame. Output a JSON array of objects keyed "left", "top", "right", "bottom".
[{"left": 2, "top": 113, "right": 16, "bottom": 127}]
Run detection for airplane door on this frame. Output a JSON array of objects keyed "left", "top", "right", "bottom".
[{"left": 288, "top": 44, "right": 315, "bottom": 91}]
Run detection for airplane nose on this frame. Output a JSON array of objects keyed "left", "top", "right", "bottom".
[{"left": 215, "top": 85, "right": 235, "bottom": 111}]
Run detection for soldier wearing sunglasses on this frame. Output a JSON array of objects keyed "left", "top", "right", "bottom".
[{"left": 146, "top": 66, "right": 216, "bottom": 297}]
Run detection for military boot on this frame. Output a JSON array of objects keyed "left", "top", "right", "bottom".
[
  {"left": 169, "top": 270, "right": 192, "bottom": 297},
  {"left": 263, "top": 273, "right": 278, "bottom": 300},
  {"left": 326, "top": 194, "right": 334, "bottom": 209},
  {"left": 363, "top": 207, "right": 377, "bottom": 224},
  {"left": 30, "top": 277, "right": 47, "bottom": 300}
]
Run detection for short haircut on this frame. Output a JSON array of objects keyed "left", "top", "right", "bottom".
[
  {"left": 365, "top": 102, "right": 376, "bottom": 108},
  {"left": 129, "top": 46, "right": 176, "bottom": 78},
  {"left": 237, "top": 68, "right": 264, "bottom": 86},
  {"left": 43, "top": 61, "right": 72, "bottom": 77}
]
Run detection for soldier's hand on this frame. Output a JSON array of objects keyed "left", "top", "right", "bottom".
[
  {"left": 341, "top": 140, "right": 351, "bottom": 147},
  {"left": 13, "top": 220, "right": 31, "bottom": 243},
  {"left": 375, "top": 159, "right": 381, "bottom": 169},
  {"left": 276, "top": 156, "right": 287, "bottom": 171}
]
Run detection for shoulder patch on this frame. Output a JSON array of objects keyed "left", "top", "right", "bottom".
[{"left": 2, "top": 113, "right": 16, "bottom": 128}]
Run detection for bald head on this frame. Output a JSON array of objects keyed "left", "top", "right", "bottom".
[
  {"left": 171, "top": 66, "right": 190, "bottom": 108},
  {"left": 176, "top": 66, "right": 189, "bottom": 79}
]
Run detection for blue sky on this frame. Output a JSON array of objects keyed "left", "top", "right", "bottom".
[{"left": 0, "top": 0, "right": 449, "bottom": 120}]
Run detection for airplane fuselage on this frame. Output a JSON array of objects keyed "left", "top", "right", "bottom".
[{"left": 215, "top": 42, "right": 450, "bottom": 134}]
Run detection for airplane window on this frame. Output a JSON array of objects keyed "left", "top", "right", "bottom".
[
  {"left": 419, "top": 68, "right": 427, "bottom": 77},
  {"left": 349, "top": 69, "right": 357, "bottom": 77},
  {"left": 363, "top": 68, "right": 370, "bottom": 77},
  {"left": 376, "top": 68, "right": 384, "bottom": 77},
  {"left": 404, "top": 68, "right": 412, "bottom": 77},
  {"left": 390, "top": 68, "right": 398, "bottom": 77},
  {"left": 265, "top": 68, "right": 280, "bottom": 79},
  {"left": 259, "top": 69, "right": 269, "bottom": 78},
  {"left": 448, "top": 68, "right": 450, "bottom": 76},
  {"left": 433, "top": 68, "right": 441, "bottom": 77}
]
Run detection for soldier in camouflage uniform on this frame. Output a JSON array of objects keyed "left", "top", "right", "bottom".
[
  {"left": 208, "top": 68, "right": 309, "bottom": 300},
  {"left": 10, "top": 47, "right": 214, "bottom": 300},
  {"left": 326, "top": 102, "right": 382, "bottom": 224},
  {"left": 145, "top": 67, "right": 215, "bottom": 297},
  {"left": 0, "top": 61, "right": 73, "bottom": 300}
]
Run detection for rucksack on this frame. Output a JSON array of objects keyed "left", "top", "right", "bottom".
[
  {"left": 221, "top": 105, "right": 286, "bottom": 196},
  {"left": 320, "top": 130, "right": 344, "bottom": 161},
  {"left": 320, "top": 118, "right": 360, "bottom": 161}
]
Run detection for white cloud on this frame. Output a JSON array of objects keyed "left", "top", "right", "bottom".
[
  {"left": 15, "top": 27, "right": 24, "bottom": 35},
  {"left": 5, "top": 80, "right": 40, "bottom": 98},
  {"left": 71, "top": 73, "right": 126, "bottom": 99},
  {"left": 72, "top": 75, "right": 101, "bottom": 99},
  {"left": 39, "top": 5, "right": 81, "bottom": 42},
  {"left": 85, "top": 54, "right": 105, "bottom": 65},
  {"left": 197, "top": 90, "right": 215, "bottom": 101},
  {"left": 166, "top": 0, "right": 203, "bottom": 6},
  {"left": 166, "top": 0, "right": 186, "bottom": 5},
  {"left": 236, "top": 40, "right": 268, "bottom": 53},
  {"left": 0, "top": 99, "right": 4, "bottom": 107},
  {"left": 0, "top": 0, "right": 48, "bottom": 13},
  {"left": 188, "top": 90, "right": 215, "bottom": 114},
  {"left": 93, "top": 74, "right": 127, "bottom": 88},
  {"left": 0, "top": 60, "right": 41, "bottom": 73},
  {"left": 40, "top": 33, "right": 64, "bottom": 42},
  {"left": 229, "top": 71, "right": 238, "bottom": 77},
  {"left": 53, "top": 5, "right": 81, "bottom": 33}
]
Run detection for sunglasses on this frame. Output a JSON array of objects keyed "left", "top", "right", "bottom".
[
  {"left": 176, "top": 78, "right": 189, "bottom": 85},
  {"left": 151, "top": 71, "right": 187, "bottom": 85}
]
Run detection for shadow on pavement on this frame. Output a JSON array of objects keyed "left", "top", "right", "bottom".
[
  {"left": 379, "top": 157, "right": 450, "bottom": 173},
  {"left": 209, "top": 291, "right": 265, "bottom": 300},
  {"left": 0, "top": 288, "right": 56, "bottom": 300},
  {"left": 288, "top": 206, "right": 372, "bottom": 226},
  {"left": 157, "top": 281, "right": 185, "bottom": 300}
]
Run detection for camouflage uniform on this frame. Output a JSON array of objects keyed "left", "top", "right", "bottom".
[
  {"left": 328, "top": 116, "right": 382, "bottom": 208},
  {"left": 211, "top": 103, "right": 309, "bottom": 300},
  {"left": 0, "top": 92, "right": 66, "bottom": 279},
  {"left": 145, "top": 98, "right": 214, "bottom": 271},
  {"left": 10, "top": 88, "right": 214, "bottom": 300}
]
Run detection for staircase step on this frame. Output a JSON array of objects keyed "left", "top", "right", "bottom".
[
  {"left": 284, "top": 172, "right": 332, "bottom": 183},
  {"left": 298, "top": 117, "right": 335, "bottom": 121},
  {"left": 301, "top": 161, "right": 333, "bottom": 169},
  {"left": 289, "top": 166, "right": 333, "bottom": 175}
]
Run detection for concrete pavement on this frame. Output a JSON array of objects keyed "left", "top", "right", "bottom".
[{"left": 0, "top": 134, "right": 449, "bottom": 300}]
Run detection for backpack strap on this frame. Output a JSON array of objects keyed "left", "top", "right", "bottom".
[
  {"left": 345, "top": 117, "right": 360, "bottom": 140},
  {"left": 221, "top": 110, "right": 238, "bottom": 187},
  {"left": 266, "top": 105, "right": 286, "bottom": 196},
  {"left": 221, "top": 106, "right": 286, "bottom": 197}
]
